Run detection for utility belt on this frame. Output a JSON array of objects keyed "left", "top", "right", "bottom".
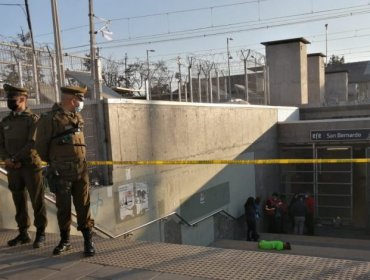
[
  {"left": 9, "top": 156, "right": 43, "bottom": 169},
  {"left": 50, "top": 159, "right": 86, "bottom": 171},
  {"left": 44, "top": 159, "right": 86, "bottom": 193}
]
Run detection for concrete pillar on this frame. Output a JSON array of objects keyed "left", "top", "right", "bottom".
[
  {"left": 262, "top": 38, "right": 310, "bottom": 106},
  {"left": 307, "top": 53, "right": 326, "bottom": 106}
]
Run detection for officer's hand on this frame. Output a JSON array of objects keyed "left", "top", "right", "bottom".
[
  {"left": 13, "top": 162, "right": 22, "bottom": 169},
  {"left": 4, "top": 158, "right": 15, "bottom": 169}
]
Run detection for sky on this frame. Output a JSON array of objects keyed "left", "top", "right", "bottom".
[{"left": 1, "top": 0, "right": 370, "bottom": 67}]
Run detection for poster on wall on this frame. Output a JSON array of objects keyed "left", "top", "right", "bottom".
[
  {"left": 118, "top": 183, "right": 134, "bottom": 220},
  {"left": 135, "top": 182, "right": 149, "bottom": 215},
  {"left": 118, "top": 182, "right": 149, "bottom": 221}
]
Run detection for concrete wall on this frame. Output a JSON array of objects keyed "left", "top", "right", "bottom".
[
  {"left": 308, "top": 54, "right": 325, "bottom": 106},
  {"left": 0, "top": 100, "right": 299, "bottom": 245},
  {"left": 264, "top": 39, "right": 309, "bottom": 106},
  {"left": 90, "top": 99, "right": 298, "bottom": 245},
  {"left": 325, "top": 71, "right": 348, "bottom": 104}
]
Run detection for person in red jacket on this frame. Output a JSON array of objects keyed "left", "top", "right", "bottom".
[
  {"left": 305, "top": 193, "right": 315, "bottom": 235},
  {"left": 265, "top": 192, "right": 282, "bottom": 233}
]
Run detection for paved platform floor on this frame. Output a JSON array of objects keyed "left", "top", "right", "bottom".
[{"left": 1, "top": 229, "right": 370, "bottom": 279}]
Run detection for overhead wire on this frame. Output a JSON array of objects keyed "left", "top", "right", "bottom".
[
  {"left": 14, "top": 0, "right": 370, "bottom": 63},
  {"left": 62, "top": 4, "right": 370, "bottom": 52}
]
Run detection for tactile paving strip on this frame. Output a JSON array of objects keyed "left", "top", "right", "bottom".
[
  {"left": 0, "top": 229, "right": 92, "bottom": 258},
  {"left": 83, "top": 237, "right": 370, "bottom": 280},
  {"left": 2, "top": 229, "right": 370, "bottom": 279}
]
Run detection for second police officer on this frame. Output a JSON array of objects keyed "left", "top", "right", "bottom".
[{"left": 36, "top": 85, "right": 95, "bottom": 257}]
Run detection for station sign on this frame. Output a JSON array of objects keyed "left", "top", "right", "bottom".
[{"left": 310, "top": 129, "right": 370, "bottom": 141}]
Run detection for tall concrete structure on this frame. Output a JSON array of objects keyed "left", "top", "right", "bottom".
[
  {"left": 262, "top": 38, "right": 310, "bottom": 106},
  {"left": 307, "top": 53, "right": 326, "bottom": 106},
  {"left": 325, "top": 70, "right": 348, "bottom": 104}
]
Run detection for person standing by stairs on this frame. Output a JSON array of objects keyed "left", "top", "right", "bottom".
[
  {"left": 0, "top": 84, "right": 48, "bottom": 249},
  {"left": 244, "top": 197, "right": 259, "bottom": 241},
  {"left": 36, "top": 85, "right": 95, "bottom": 257}
]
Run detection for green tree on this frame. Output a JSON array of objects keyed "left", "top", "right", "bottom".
[{"left": 328, "top": 55, "right": 345, "bottom": 65}]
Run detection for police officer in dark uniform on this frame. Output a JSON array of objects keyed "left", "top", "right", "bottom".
[
  {"left": 0, "top": 84, "right": 47, "bottom": 248},
  {"left": 36, "top": 85, "right": 95, "bottom": 257}
]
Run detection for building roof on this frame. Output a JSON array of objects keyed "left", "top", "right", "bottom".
[
  {"left": 326, "top": 61, "right": 370, "bottom": 83},
  {"left": 308, "top": 53, "right": 326, "bottom": 57},
  {"left": 261, "top": 37, "right": 310, "bottom": 46},
  {"left": 326, "top": 70, "right": 349, "bottom": 74}
]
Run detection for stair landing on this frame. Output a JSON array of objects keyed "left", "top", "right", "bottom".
[{"left": 1, "top": 229, "right": 370, "bottom": 279}]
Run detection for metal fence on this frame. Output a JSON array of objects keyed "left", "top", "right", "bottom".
[
  {"left": 0, "top": 41, "right": 268, "bottom": 185},
  {"left": 0, "top": 41, "right": 268, "bottom": 104},
  {"left": 98, "top": 49, "right": 268, "bottom": 104},
  {"left": 0, "top": 42, "right": 106, "bottom": 185}
]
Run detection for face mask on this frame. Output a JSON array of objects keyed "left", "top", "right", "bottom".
[
  {"left": 7, "top": 99, "right": 18, "bottom": 111},
  {"left": 75, "top": 101, "right": 84, "bottom": 113}
]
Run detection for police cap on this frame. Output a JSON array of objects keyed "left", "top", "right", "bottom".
[
  {"left": 61, "top": 85, "right": 87, "bottom": 100},
  {"left": 3, "top": 84, "right": 28, "bottom": 98}
]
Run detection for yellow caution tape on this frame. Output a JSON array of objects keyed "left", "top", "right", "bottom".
[
  {"left": 85, "top": 158, "right": 370, "bottom": 166},
  {"left": 1, "top": 158, "right": 369, "bottom": 167}
]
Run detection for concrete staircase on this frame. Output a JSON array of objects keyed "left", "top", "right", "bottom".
[
  {"left": 2, "top": 229, "right": 370, "bottom": 279},
  {"left": 210, "top": 231, "right": 370, "bottom": 262}
]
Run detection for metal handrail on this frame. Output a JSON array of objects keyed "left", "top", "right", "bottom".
[
  {"left": 0, "top": 167, "right": 238, "bottom": 239},
  {"left": 114, "top": 209, "right": 237, "bottom": 239},
  {"left": 188, "top": 209, "right": 237, "bottom": 225}
]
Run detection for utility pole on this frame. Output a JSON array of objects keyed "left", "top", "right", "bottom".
[
  {"left": 24, "top": 0, "right": 40, "bottom": 103},
  {"left": 89, "top": 0, "right": 97, "bottom": 99},
  {"left": 251, "top": 55, "right": 258, "bottom": 97},
  {"left": 227, "top": 37, "right": 233, "bottom": 100},
  {"left": 51, "top": 0, "right": 65, "bottom": 98},
  {"left": 325, "top": 23, "right": 328, "bottom": 66},
  {"left": 241, "top": 49, "right": 251, "bottom": 103},
  {"left": 124, "top": 53, "right": 128, "bottom": 87},
  {"left": 197, "top": 65, "right": 202, "bottom": 103},
  {"left": 216, "top": 68, "right": 220, "bottom": 102},
  {"left": 146, "top": 49, "right": 155, "bottom": 100},
  {"left": 187, "top": 56, "right": 194, "bottom": 102},
  {"left": 177, "top": 56, "right": 182, "bottom": 102}
]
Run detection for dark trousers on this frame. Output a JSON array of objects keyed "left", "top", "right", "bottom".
[
  {"left": 246, "top": 219, "right": 259, "bottom": 241},
  {"left": 7, "top": 165, "right": 47, "bottom": 231},
  {"left": 305, "top": 213, "right": 314, "bottom": 235},
  {"left": 54, "top": 167, "right": 94, "bottom": 231}
]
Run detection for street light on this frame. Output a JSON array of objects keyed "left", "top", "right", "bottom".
[
  {"left": 146, "top": 49, "right": 155, "bottom": 100},
  {"left": 227, "top": 37, "right": 233, "bottom": 100}
]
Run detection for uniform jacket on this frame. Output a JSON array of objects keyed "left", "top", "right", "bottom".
[
  {"left": 36, "top": 103, "right": 86, "bottom": 164},
  {"left": 0, "top": 108, "right": 41, "bottom": 166}
]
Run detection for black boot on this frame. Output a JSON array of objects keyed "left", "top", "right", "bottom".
[
  {"left": 8, "top": 229, "right": 31, "bottom": 247},
  {"left": 33, "top": 228, "right": 46, "bottom": 248},
  {"left": 53, "top": 230, "right": 72, "bottom": 255},
  {"left": 82, "top": 228, "right": 95, "bottom": 257}
]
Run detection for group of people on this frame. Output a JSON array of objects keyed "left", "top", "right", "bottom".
[
  {"left": 244, "top": 191, "right": 315, "bottom": 247},
  {"left": 244, "top": 196, "right": 291, "bottom": 251},
  {"left": 264, "top": 192, "right": 315, "bottom": 235},
  {"left": 0, "top": 83, "right": 95, "bottom": 257}
]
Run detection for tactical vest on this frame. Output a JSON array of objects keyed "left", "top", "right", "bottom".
[
  {"left": 1, "top": 110, "right": 39, "bottom": 164},
  {"left": 48, "top": 109, "right": 86, "bottom": 163}
]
